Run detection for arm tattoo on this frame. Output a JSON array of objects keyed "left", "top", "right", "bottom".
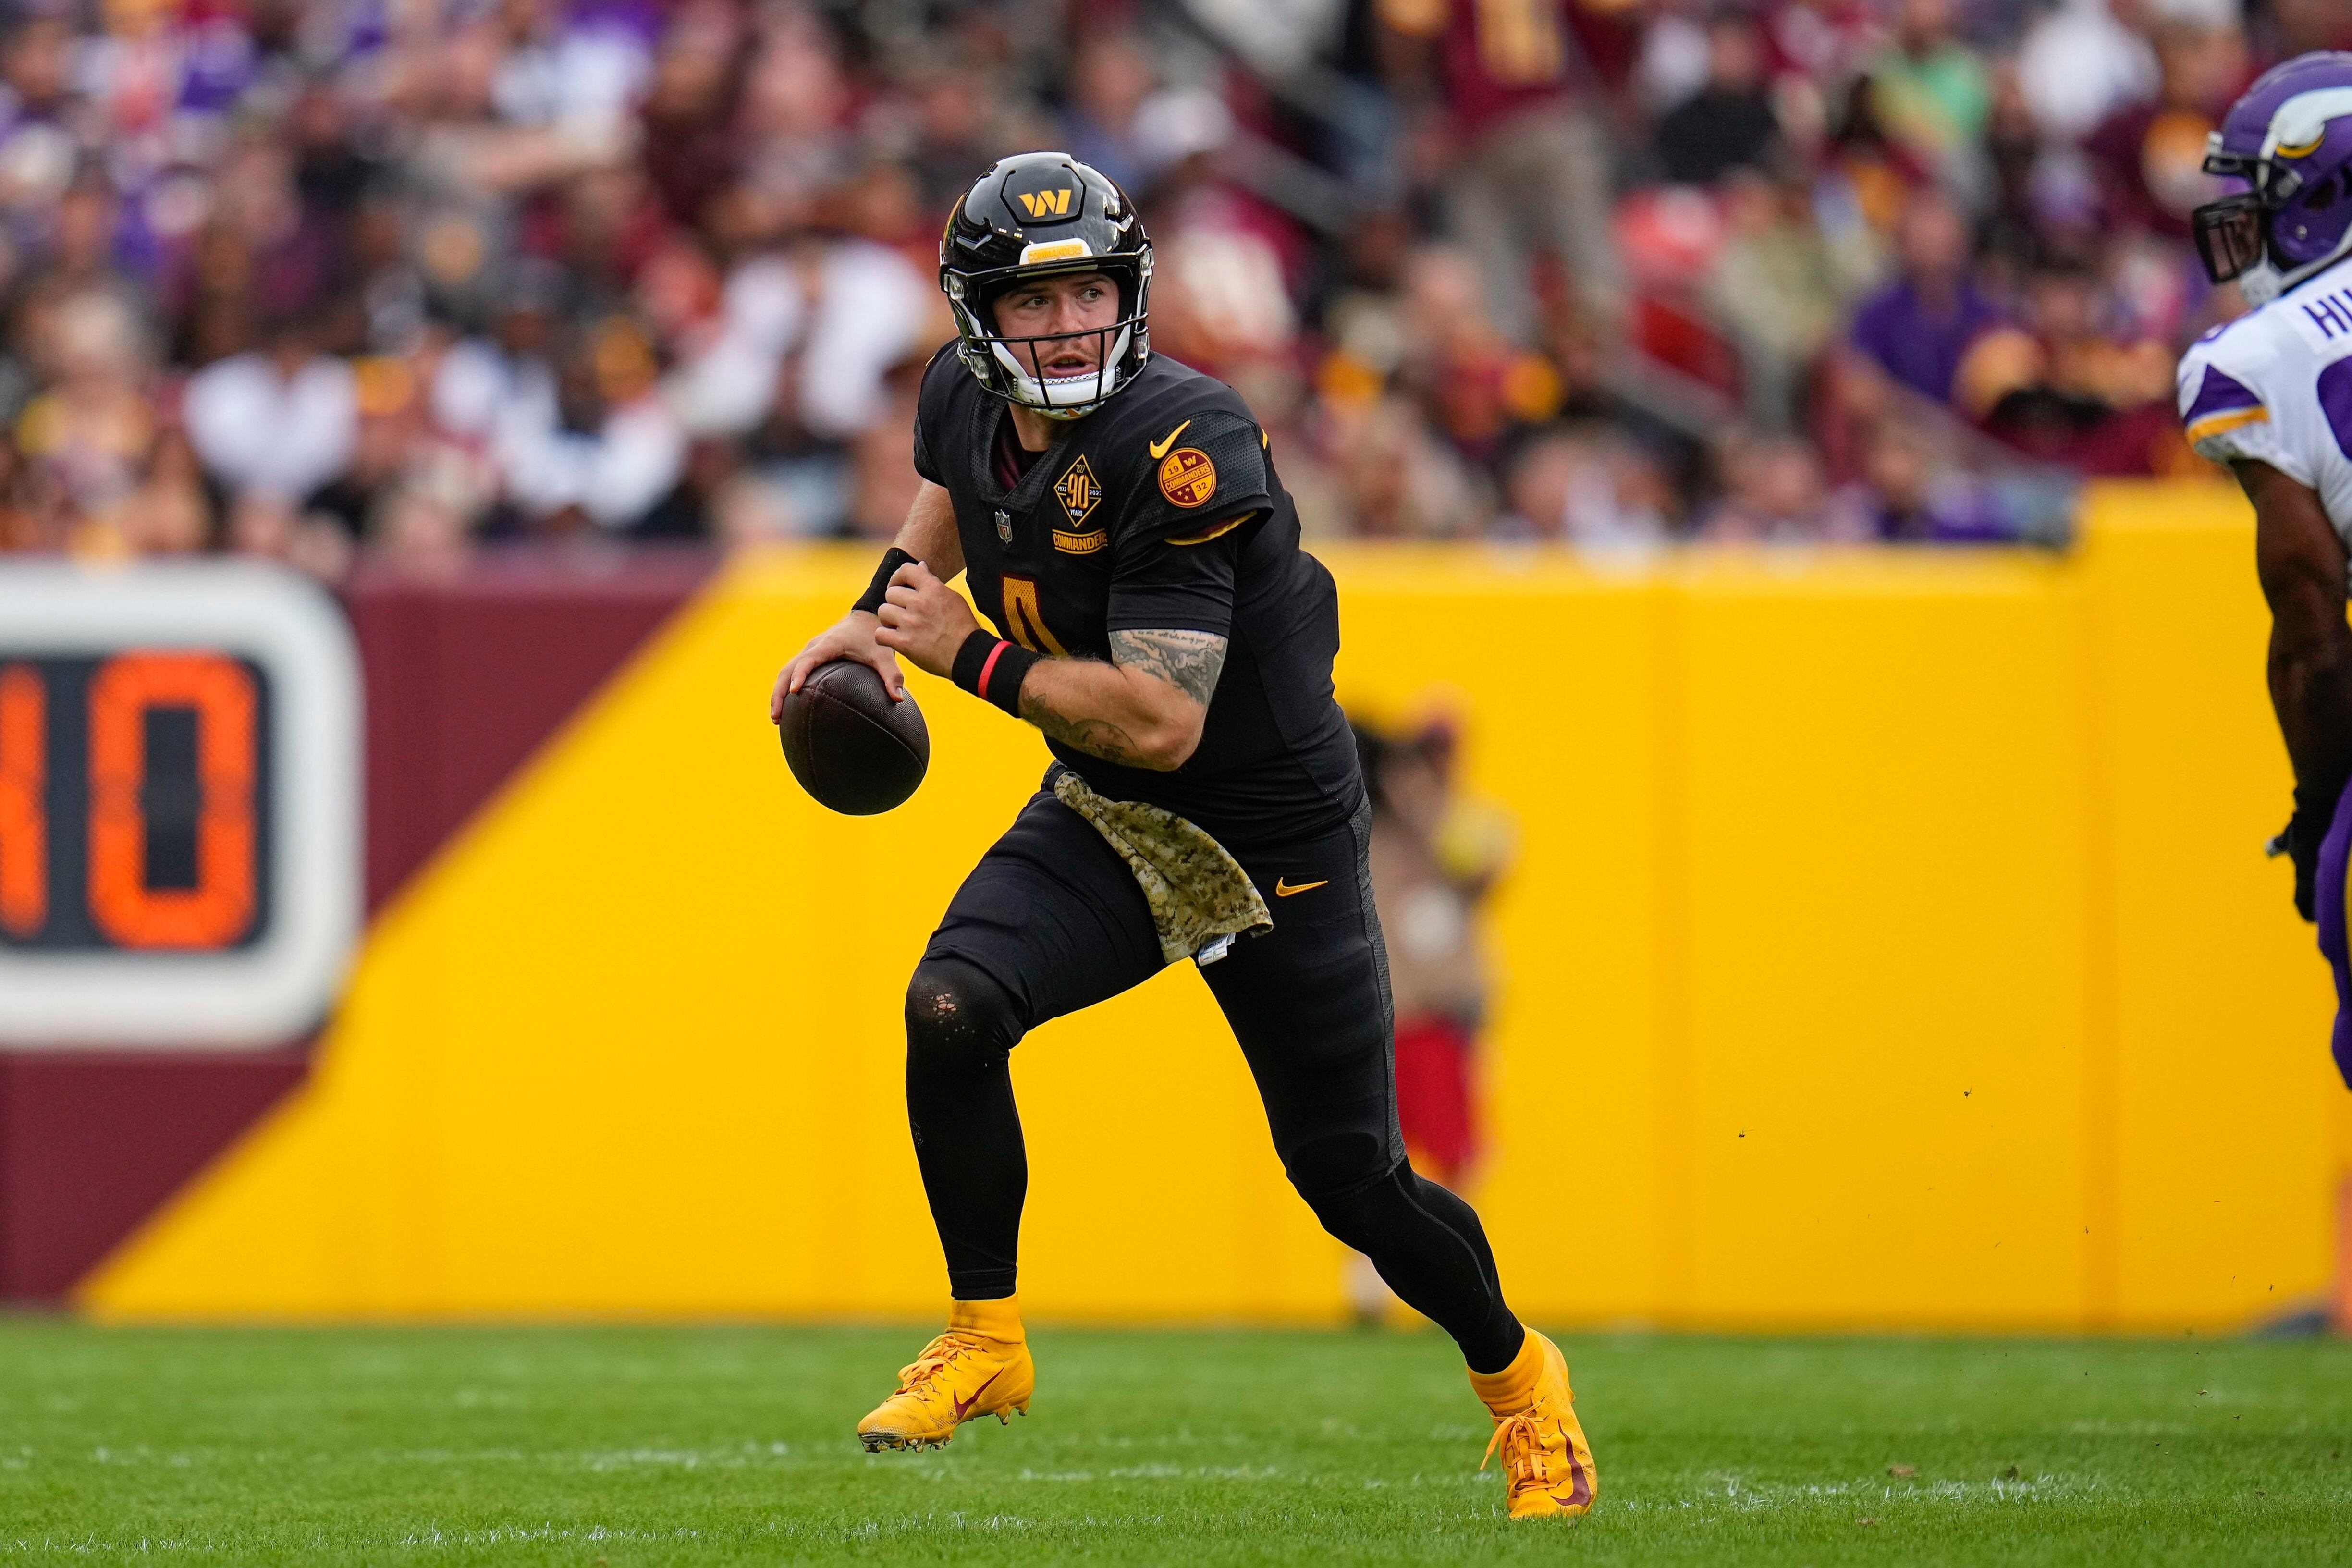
[
  {"left": 1018, "top": 675, "right": 1152, "bottom": 767},
  {"left": 1108, "top": 628, "right": 1227, "bottom": 706}
]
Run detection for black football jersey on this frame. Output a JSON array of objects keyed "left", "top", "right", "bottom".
[{"left": 913, "top": 346, "right": 1361, "bottom": 849}]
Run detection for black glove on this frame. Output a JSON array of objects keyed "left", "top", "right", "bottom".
[{"left": 2267, "top": 784, "right": 2332, "bottom": 923}]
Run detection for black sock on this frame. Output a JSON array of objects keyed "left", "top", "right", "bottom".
[
  {"left": 1303, "top": 1154, "right": 1524, "bottom": 1372},
  {"left": 904, "top": 958, "right": 1028, "bottom": 1299}
]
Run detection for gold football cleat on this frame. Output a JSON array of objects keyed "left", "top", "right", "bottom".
[
  {"left": 856, "top": 1298, "right": 1033, "bottom": 1452},
  {"left": 1474, "top": 1331, "right": 1599, "bottom": 1520}
]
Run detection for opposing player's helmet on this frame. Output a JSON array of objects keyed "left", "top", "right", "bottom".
[
  {"left": 940, "top": 152, "right": 1152, "bottom": 418},
  {"left": 2193, "top": 52, "right": 2352, "bottom": 305}
]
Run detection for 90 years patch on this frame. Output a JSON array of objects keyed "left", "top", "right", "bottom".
[
  {"left": 1156, "top": 448, "right": 1217, "bottom": 509},
  {"left": 1054, "top": 455, "right": 1100, "bottom": 527}
]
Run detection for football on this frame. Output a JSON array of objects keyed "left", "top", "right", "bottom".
[{"left": 779, "top": 659, "right": 930, "bottom": 814}]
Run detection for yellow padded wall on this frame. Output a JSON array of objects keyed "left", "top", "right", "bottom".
[{"left": 81, "top": 485, "right": 2351, "bottom": 1329}]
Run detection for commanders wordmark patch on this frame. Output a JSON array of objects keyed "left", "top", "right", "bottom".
[
  {"left": 1053, "top": 528, "right": 1107, "bottom": 554},
  {"left": 1157, "top": 447, "right": 1217, "bottom": 509},
  {"left": 1054, "top": 455, "right": 1101, "bottom": 527}
]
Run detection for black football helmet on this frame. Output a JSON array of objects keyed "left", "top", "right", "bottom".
[{"left": 940, "top": 151, "right": 1152, "bottom": 418}]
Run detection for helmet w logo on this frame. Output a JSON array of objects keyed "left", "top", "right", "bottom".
[{"left": 1017, "top": 189, "right": 1074, "bottom": 219}]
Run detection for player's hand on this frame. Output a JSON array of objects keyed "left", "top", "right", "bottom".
[
  {"left": 772, "top": 612, "right": 905, "bottom": 721},
  {"left": 874, "top": 561, "right": 981, "bottom": 679}
]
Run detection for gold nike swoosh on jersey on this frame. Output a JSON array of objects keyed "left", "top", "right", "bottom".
[
  {"left": 1148, "top": 419, "right": 1193, "bottom": 460},
  {"left": 1274, "top": 878, "right": 1328, "bottom": 897}
]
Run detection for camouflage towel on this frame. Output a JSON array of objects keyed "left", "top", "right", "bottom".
[{"left": 1051, "top": 768, "right": 1273, "bottom": 967}]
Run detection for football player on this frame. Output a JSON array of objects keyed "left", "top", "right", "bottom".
[
  {"left": 2184, "top": 51, "right": 2352, "bottom": 1092},
  {"left": 771, "top": 152, "right": 1597, "bottom": 1519}
]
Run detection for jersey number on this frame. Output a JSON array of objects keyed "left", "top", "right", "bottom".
[
  {"left": 2321, "top": 358, "right": 2352, "bottom": 460},
  {"left": 1000, "top": 576, "right": 1069, "bottom": 657}
]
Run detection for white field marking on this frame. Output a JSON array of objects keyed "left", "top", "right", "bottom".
[
  {"left": 752, "top": 1510, "right": 1176, "bottom": 1545},
  {"left": 1008, "top": 1462, "right": 1491, "bottom": 1490},
  {"left": 1011, "top": 1461, "right": 1283, "bottom": 1483},
  {"left": 2, "top": 1540, "right": 189, "bottom": 1555},
  {"left": 1606, "top": 1474, "right": 2100, "bottom": 1514},
  {"left": 0, "top": 1526, "right": 690, "bottom": 1556},
  {"left": 368, "top": 1441, "right": 793, "bottom": 1470},
  {"left": 2069, "top": 1420, "right": 2191, "bottom": 1436},
  {"left": 0, "top": 1514, "right": 1199, "bottom": 1556},
  {"left": 387, "top": 1524, "right": 707, "bottom": 1546},
  {"left": 449, "top": 1388, "right": 521, "bottom": 1409}
]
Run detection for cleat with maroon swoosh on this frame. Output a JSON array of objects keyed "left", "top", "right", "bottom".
[
  {"left": 1475, "top": 1332, "right": 1598, "bottom": 1520},
  {"left": 855, "top": 1303, "right": 1034, "bottom": 1452}
]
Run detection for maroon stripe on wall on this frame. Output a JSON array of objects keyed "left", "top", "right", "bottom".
[
  {"left": 0, "top": 1049, "right": 309, "bottom": 1298},
  {"left": 0, "top": 549, "right": 715, "bottom": 1300},
  {"left": 351, "top": 549, "right": 717, "bottom": 911}
]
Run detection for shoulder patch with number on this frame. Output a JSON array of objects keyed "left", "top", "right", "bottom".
[
  {"left": 1054, "top": 454, "right": 1101, "bottom": 527},
  {"left": 1156, "top": 447, "right": 1217, "bottom": 509}
]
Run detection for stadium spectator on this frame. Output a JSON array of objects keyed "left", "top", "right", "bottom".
[
  {"left": 1374, "top": 0, "right": 1621, "bottom": 336},
  {"left": 1498, "top": 427, "right": 1677, "bottom": 548},
  {"left": 497, "top": 312, "right": 684, "bottom": 532},
  {"left": 1952, "top": 253, "right": 2181, "bottom": 473},
  {"left": 2018, "top": 0, "right": 2159, "bottom": 144},
  {"left": 1842, "top": 414, "right": 2014, "bottom": 542},
  {"left": 1697, "top": 431, "right": 1860, "bottom": 541},
  {"left": 1848, "top": 186, "right": 2004, "bottom": 406},
  {"left": 2081, "top": 18, "right": 2249, "bottom": 241},
  {"left": 182, "top": 306, "right": 357, "bottom": 506},
  {"left": 1868, "top": 0, "right": 1991, "bottom": 179},
  {"left": 0, "top": 0, "right": 2239, "bottom": 566},
  {"left": 1653, "top": 10, "right": 1783, "bottom": 186},
  {"left": 1708, "top": 165, "right": 1882, "bottom": 429}
]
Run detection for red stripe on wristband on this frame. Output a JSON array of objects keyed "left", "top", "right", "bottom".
[{"left": 975, "top": 639, "right": 1012, "bottom": 701}]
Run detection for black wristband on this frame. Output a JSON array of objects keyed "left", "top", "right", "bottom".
[
  {"left": 951, "top": 629, "right": 1040, "bottom": 716},
  {"left": 853, "top": 547, "right": 918, "bottom": 617}
]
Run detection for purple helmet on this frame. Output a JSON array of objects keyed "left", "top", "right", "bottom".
[{"left": 2193, "top": 51, "right": 2352, "bottom": 304}]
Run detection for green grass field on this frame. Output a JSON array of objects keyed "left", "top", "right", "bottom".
[{"left": 2, "top": 1321, "right": 2348, "bottom": 1565}]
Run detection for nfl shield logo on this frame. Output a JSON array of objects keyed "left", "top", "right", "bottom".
[{"left": 995, "top": 509, "right": 1013, "bottom": 544}]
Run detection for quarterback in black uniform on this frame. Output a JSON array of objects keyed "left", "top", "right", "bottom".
[{"left": 772, "top": 152, "right": 1595, "bottom": 1520}]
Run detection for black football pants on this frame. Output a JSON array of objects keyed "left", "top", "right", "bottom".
[{"left": 906, "top": 784, "right": 1526, "bottom": 1373}]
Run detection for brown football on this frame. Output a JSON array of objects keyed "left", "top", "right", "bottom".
[{"left": 779, "top": 659, "right": 929, "bottom": 815}]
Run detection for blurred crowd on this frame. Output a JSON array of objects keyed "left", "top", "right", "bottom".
[{"left": 0, "top": 0, "right": 2287, "bottom": 568}]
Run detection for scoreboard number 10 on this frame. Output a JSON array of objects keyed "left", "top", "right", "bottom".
[
  {"left": 1, "top": 652, "right": 266, "bottom": 952},
  {"left": 0, "top": 565, "right": 358, "bottom": 1047}
]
